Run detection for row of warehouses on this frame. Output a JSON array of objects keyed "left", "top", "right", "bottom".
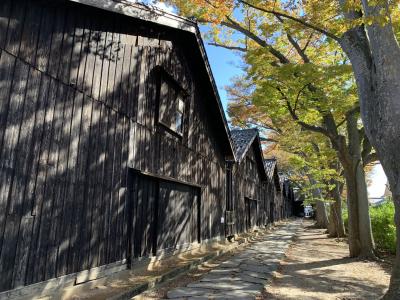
[{"left": 0, "top": 0, "right": 297, "bottom": 294}]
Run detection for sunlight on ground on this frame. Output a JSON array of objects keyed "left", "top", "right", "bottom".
[{"left": 262, "top": 220, "right": 390, "bottom": 300}]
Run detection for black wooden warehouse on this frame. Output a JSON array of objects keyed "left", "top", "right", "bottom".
[
  {"left": 227, "top": 129, "right": 268, "bottom": 236},
  {"left": 0, "top": 0, "right": 236, "bottom": 293},
  {"left": 0, "top": 0, "right": 294, "bottom": 294},
  {"left": 264, "top": 158, "right": 284, "bottom": 223}
]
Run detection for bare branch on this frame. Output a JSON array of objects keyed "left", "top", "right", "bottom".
[
  {"left": 335, "top": 118, "right": 347, "bottom": 129},
  {"left": 302, "top": 32, "right": 314, "bottom": 52},
  {"left": 208, "top": 42, "right": 247, "bottom": 52}
]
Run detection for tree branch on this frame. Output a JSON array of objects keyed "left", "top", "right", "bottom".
[
  {"left": 336, "top": 105, "right": 360, "bottom": 128},
  {"left": 222, "top": 16, "right": 291, "bottom": 64},
  {"left": 294, "top": 83, "right": 310, "bottom": 112},
  {"left": 208, "top": 42, "right": 247, "bottom": 52},
  {"left": 285, "top": 98, "right": 330, "bottom": 136},
  {"left": 275, "top": 15, "right": 311, "bottom": 63},
  {"left": 246, "top": 120, "right": 282, "bottom": 134},
  {"left": 238, "top": 0, "right": 340, "bottom": 41},
  {"left": 302, "top": 32, "right": 314, "bottom": 52}
]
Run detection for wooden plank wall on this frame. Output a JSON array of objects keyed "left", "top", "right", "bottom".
[
  {"left": 0, "top": 0, "right": 227, "bottom": 292},
  {"left": 130, "top": 174, "right": 201, "bottom": 259},
  {"left": 128, "top": 43, "right": 227, "bottom": 242},
  {"left": 232, "top": 144, "right": 268, "bottom": 234}
]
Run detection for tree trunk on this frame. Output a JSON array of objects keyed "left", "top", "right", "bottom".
[
  {"left": 344, "top": 169, "right": 361, "bottom": 257},
  {"left": 355, "top": 158, "right": 375, "bottom": 258},
  {"left": 341, "top": 158, "right": 375, "bottom": 258},
  {"left": 382, "top": 193, "right": 400, "bottom": 299},
  {"left": 328, "top": 183, "right": 345, "bottom": 238},
  {"left": 347, "top": 113, "right": 375, "bottom": 258},
  {"left": 308, "top": 176, "right": 329, "bottom": 228},
  {"left": 325, "top": 114, "right": 375, "bottom": 257},
  {"left": 328, "top": 203, "right": 337, "bottom": 237},
  {"left": 339, "top": 2, "right": 400, "bottom": 296},
  {"left": 315, "top": 200, "right": 329, "bottom": 228}
]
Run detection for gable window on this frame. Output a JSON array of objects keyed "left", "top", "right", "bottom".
[{"left": 158, "top": 76, "right": 186, "bottom": 136}]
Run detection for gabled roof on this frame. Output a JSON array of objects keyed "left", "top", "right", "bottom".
[
  {"left": 68, "top": 0, "right": 235, "bottom": 159},
  {"left": 264, "top": 158, "right": 281, "bottom": 191},
  {"left": 230, "top": 129, "right": 259, "bottom": 162},
  {"left": 230, "top": 129, "right": 267, "bottom": 181}
]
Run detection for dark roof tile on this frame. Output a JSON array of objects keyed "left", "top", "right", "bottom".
[{"left": 230, "top": 129, "right": 258, "bottom": 161}]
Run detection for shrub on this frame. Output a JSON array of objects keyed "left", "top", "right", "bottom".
[
  {"left": 370, "top": 201, "right": 396, "bottom": 254},
  {"left": 342, "top": 201, "right": 395, "bottom": 254}
]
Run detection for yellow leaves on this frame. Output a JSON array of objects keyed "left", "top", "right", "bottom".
[
  {"left": 165, "top": 0, "right": 234, "bottom": 23},
  {"left": 342, "top": 0, "right": 362, "bottom": 13},
  {"left": 302, "top": 108, "right": 322, "bottom": 125}
]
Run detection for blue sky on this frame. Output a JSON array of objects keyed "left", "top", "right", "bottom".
[{"left": 203, "top": 37, "right": 244, "bottom": 114}]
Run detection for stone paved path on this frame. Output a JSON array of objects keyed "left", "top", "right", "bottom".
[{"left": 166, "top": 220, "right": 302, "bottom": 300}]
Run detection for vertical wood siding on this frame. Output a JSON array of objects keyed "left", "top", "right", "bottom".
[
  {"left": 232, "top": 144, "right": 269, "bottom": 234},
  {"left": 0, "top": 0, "right": 227, "bottom": 292}
]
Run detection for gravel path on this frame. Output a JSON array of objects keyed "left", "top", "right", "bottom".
[{"left": 165, "top": 220, "right": 302, "bottom": 300}]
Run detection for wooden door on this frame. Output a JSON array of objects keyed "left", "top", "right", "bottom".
[
  {"left": 129, "top": 174, "right": 158, "bottom": 259},
  {"left": 128, "top": 172, "right": 201, "bottom": 261},
  {"left": 156, "top": 181, "right": 200, "bottom": 254},
  {"left": 250, "top": 200, "right": 258, "bottom": 227},
  {"left": 245, "top": 198, "right": 258, "bottom": 231},
  {"left": 245, "top": 198, "right": 251, "bottom": 231}
]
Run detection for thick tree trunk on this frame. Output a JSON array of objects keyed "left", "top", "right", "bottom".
[
  {"left": 328, "top": 184, "right": 345, "bottom": 238},
  {"left": 341, "top": 2, "right": 400, "bottom": 296},
  {"left": 325, "top": 114, "right": 375, "bottom": 257},
  {"left": 341, "top": 159, "right": 375, "bottom": 258},
  {"left": 316, "top": 108, "right": 374, "bottom": 257}
]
